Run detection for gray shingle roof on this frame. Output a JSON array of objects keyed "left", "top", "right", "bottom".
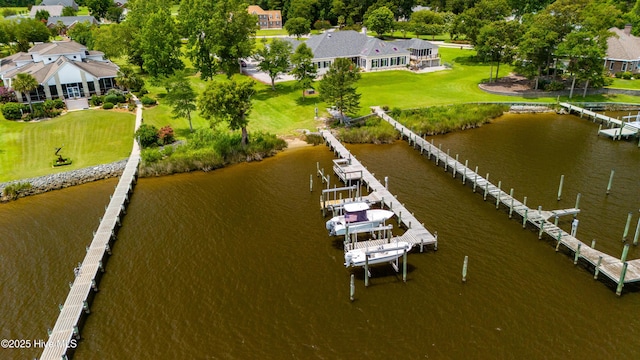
[
  {"left": 607, "top": 27, "right": 640, "bottom": 60},
  {"left": 47, "top": 16, "right": 98, "bottom": 27},
  {"left": 306, "top": 31, "right": 369, "bottom": 58},
  {"left": 30, "top": 5, "right": 64, "bottom": 17},
  {"left": 392, "top": 38, "right": 438, "bottom": 50},
  {"left": 41, "top": 0, "right": 78, "bottom": 9}
]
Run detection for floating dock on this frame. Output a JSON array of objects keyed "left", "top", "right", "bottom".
[
  {"left": 40, "top": 101, "right": 143, "bottom": 359},
  {"left": 373, "top": 106, "right": 640, "bottom": 295},
  {"left": 319, "top": 130, "right": 437, "bottom": 253},
  {"left": 560, "top": 102, "right": 640, "bottom": 141}
]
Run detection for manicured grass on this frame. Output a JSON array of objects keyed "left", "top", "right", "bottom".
[
  {"left": 609, "top": 78, "right": 640, "bottom": 90},
  {"left": 256, "top": 29, "right": 289, "bottom": 36},
  {"left": 0, "top": 110, "right": 135, "bottom": 182}
]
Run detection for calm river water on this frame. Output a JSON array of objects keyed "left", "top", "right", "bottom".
[{"left": 1, "top": 113, "right": 640, "bottom": 359}]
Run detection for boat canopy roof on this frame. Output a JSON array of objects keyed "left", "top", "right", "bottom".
[{"left": 343, "top": 202, "right": 369, "bottom": 212}]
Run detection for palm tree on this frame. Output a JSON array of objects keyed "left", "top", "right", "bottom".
[{"left": 12, "top": 73, "right": 39, "bottom": 114}]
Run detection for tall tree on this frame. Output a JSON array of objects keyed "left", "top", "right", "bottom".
[
  {"left": 35, "top": 9, "right": 50, "bottom": 22},
  {"left": 290, "top": 42, "right": 317, "bottom": 97},
  {"left": 284, "top": 17, "right": 311, "bottom": 38},
  {"left": 14, "top": 18, "right": 50, "bottom": 52},
  {"left": 365, "top": 6, "right": 394, "bottom": 36},
  {"left": 199, "top": 77, "right": 256, "bottom": 146},
  {"left": 115, "top": 67, "right": 145, "bottom": 93},
  {"left": 86, "top": 0, "right": 112, "bottom": 19},
  {"left": 61, "top": 6, "right": 77, "bottom": 16},
  {"left": 452, "top": 0, "right": 510, "bottom": 44},
  {"left": 92, "top": 23, "right": 129, "bottom": 58},
  {"left": 179, "top": 0, "right": 258, "bottom": 79},
  {"left": 12, "top": 73, "right": 39, "bottom": 113},
  {"left": 476, "top": 20, "right": 520, "bottom": 82},
  {"left": 410, "top": 9, "right": 445, "bottom": 39},
  {"left": 67, "top": 21, "right": 95, "bottom": 48},
  {"left": 164, "top": 71, "right": 197, "bottom": 133},
  {"left": 318, "top": 58, "right": 361, "bottom": 122},
  {"left": 139, "top": 4, "right": 184, "bottom": 77},
  {"left": 254, "top": 38, "right": 293, "bottom": 90}
]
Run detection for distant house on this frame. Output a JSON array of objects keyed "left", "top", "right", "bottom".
[
  {"left": 30, "top": 5, "right": 64, "bottom": 18},
  {"left": 40, "top": 0, "right": 79, "bottom": 10},
  {"left": 287, "top": 30, "right": 440, "bottom": 73},
  {"left": 0, "top": 41, "right": 119, "bottom": 104},
  {"left": 247, "top": 5, "right": 282, "bottom": 30},
  {"left": 605, "top": 25, "right": 640, "bottom": 75},
  {"left": 47, "top": 16, "right": 99, "bottom": 32},
  {"left": 114, "top": 0, "right": 128, "bottom": 6}
]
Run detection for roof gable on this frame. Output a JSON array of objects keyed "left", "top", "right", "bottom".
[{"left": 607, "top": 27, "right": 640, "bottom": 60}]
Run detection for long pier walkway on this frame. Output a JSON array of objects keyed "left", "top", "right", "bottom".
[
  {"left": 560, "top": 102, "right": 640, "bottom": 140},
  {"left": 40, "top": 101, "right": 143, "bottom": 359},
  {"left": 373, "top": 106, "right": 640, "bottom": 295},
  {"left": 320, "top": 130, "right": 438, "bottom": 252}
]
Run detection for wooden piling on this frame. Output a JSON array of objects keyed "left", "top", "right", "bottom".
[
  {"left": 309, "top": 174, "right": 313, "bottom": 192},
  {"left": 523, "top": 196, "right": 527, "bottom": 207},
  {"left": 575, "top": 193, "right": 581, "bottom": 211},
  {"left": 473, "top": 166, "right": 478, "bottom": 192},
  {"left": 621, "top": 243, "right": 630, "bottom": 263},
  {"left": 622, "top": 212, "right": 633, "bottom": 241},
  {"left": 574, "top": 243, "right": 581, "bottom": 264},
  {"left": 633, "top": 216, "right": 640, "bottom": 246},
  {"left": 444, "top": 149, "right": 449, "bottom": 171},
  {"left": 557, "top": 175, "right": 564, "bottom": 201},
  {"left": 616, "top": 262, "right": 628, "bottom": 296},
  {"left": 462, "top": 256, "right": 469, "bottom": 282},
  {"left": 606, "top": 169, "right": 615, "bottom": 195},
  {"left": 594, "top": 256, "right": 603, "bottom": 279},
  {"left": 523, "top": 209, "right": 528, "bottom": 228},
  {"left": 538, "top": 221, "right": 545, "bottom": 239},
  {"left": 484, "top": 173, "right": 489, "bottom": 200},
  {"left": 509, "top": 189, "right": 514, "bottom": 218},
  {"left": 556, "top": 232, "right": 562, "bottom": 251},
  {"left": 350, "top": 274, "right": 355, "bottom": 301},
  {"left": 364, "top": 256, "right": 369, "bottom": 287},
  {"left": 403, "top": 251, "right": 407, "bottom": 282},
  {"left": 463, "top": 160, "right": 468, "bottom": 184}
]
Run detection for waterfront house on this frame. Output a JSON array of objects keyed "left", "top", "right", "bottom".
[
  {"left": 605, "top": 25, "right": 640, "bottom": 75},
  {"left": 40, "top": 0, "right": 79, "bottom": 10},
  {"left": 0, "top": 40, "right": 119, "bottom": 106}
]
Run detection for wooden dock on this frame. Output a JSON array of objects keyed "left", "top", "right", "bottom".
[
  {"left": 320, "top": 130, "right": 438, "bottom": 253},
  {"left": 40, "top": 101, "right": 143, "bottom": 359},
  {"left": 560, "top": 103, "right": 640, "bottom": 140},
  {"left": 373, "top": 106, "right": 640, "bottom": 294}
]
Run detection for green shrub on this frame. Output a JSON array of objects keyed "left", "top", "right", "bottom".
[
  {"left": 1, "top": 102, "right": 25, "bottom": 120},
  {"left": 2, "top": 182, "right": 32, "bottom": 199},
  {"left": 544, "top": 81, "right": 565, "bottom": 91},
  {"left": 395, "top": 104, "right": 508, "bottom": 135},
  {"left": 389, "top": 107, "right": 401, "bottom": 118},
  {"left": 140, "top": 96, "right": 157, "bottom": 106},
  {"left": 304, "top": 133, "right": 324, "bottom": 145},
  {"left": 102, "top": 102, "right": 114, "bottom": 110},
  {"left": 104, "top": 94, "right": 121, "bottom": 105},
  {"left": 2, "top": 9, "right": 17, "bottom": 17},
  {"left": 338, "top": 117, "right": 398, "bottom": 144},
  {"left": 158, "top": 125, "right": 175, "bottom": 145},
  {"left": 135, "top": 123, "right": 159, "bottom": 148},
  {"left": 90, "top": 95, "right": 104, "bottom": 106},
  {"left": 141, "top": 148, "right": 163, "bottom": 163},
  {"left": 51, "top": 99, "right": 65, "bottom": 109},
  {"left": 616, "top": 71, "right": 633, "bottom": 80}
]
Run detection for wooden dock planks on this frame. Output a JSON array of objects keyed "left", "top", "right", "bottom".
[
  {"left": 40, "top": 101, "right": 144, "bottom": 360},
  {"left": 373, "top": 106, "right": 640, "bottom": 292}
]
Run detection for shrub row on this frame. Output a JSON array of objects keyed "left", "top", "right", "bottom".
[
  {"left": 337, "top": 117, "right": 398, "bottom": 144},
  {"left": 1, "top": 99, "right": 65, "bottom": 121},
  {"left": 393, "top": 104, "right": 509, "bottom": 135}
]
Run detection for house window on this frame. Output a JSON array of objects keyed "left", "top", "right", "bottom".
[
  {"left": 49, "top": 85, "right": 58, "bottom": 98},
  {"left": 371, "top": 59, "right": 379, "bottom": 68},
  {"left": 609, "top": 61, "right": 614, "bottom": 70},
  {"left": 622, "top": 63, "right": 627, "bottom": 72},
  {"left": 381, "top": 58, "right": 389, "bottom": 67}
]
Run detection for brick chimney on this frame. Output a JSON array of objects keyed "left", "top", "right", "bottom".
[{"left": 624, "top": 24, "right": 632, "bottom": 36}]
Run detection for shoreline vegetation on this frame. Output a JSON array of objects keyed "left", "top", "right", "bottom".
[{"left": 337, "top": 104, "right": 510, "bottom": 144}]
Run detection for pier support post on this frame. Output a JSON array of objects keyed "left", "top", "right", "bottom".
[
  {"left": 310, "top": 174, "right": 313, "bottom": 192},
  {"left": 384, "top": 176, "right": 388, "bottom": 189},
  {"left": 91, "top": 279, "right": 99, "bottom": 292},
  {"left": 509, "top": 189, "right": 514, "bottom": 218},
  {"left": 364, "top": 257, "right": 369, "bottom": 287},
  {"left": 434, "top": 231, "right": 438, "bottom": 251},
  {"left": 616, "top": 263, "right": 628, "bottom": 296},
  {"left": 621, "top": 243, "right": 630, "bottom": 263},
  {"left": 575, "top": 193, "right": 581, "bottom": 212},
  {"left": 574, "top": 243, "right": 581, "bottom": 264},
  {"left": 633, "top": 216, "right": 640, "bottom": 246},
  {"left": 398, "top": 211, "right": 402, "bottom": 226},
  {"left": 591, "top": 239, "right": 596, "bottom": 249},
  {"left": 483, "top": 174, "right": 489, "bottom": 200},
  {"left": 350, "top": 274, "right": 355, "bottom": 301},
  {"left": 473, "top": 167, "right": 478, "bottom": 192},
  {"left": 571, "top": 219, "right": 579, "bottom": 237},
  {"left": 557, "top": 175, "right": 564, "bottom": 201},
  {"left": 496, "top": 181, "right": 502, "bottom": 209},
  {"left": 444, "top": 149, "right": 449, "bottom": 171},
  {"left": 556, "top": 232, "right": 562, "bottom": 251},
  {"left": 554, "top": 216, "right": 559, "bottom": 226},
  {"left": 463, "top": 160, "right": 468, "bottom": 184},
  {"left": 436, "top": 144, "right": 441, "bottom": 165},
  {"left": 523, "top": 209, "right": 528, "bottom": 228},
  {"left": 403, "top": 251, "right": 407, "bottom": 283},
  {"left": 98, "top": 261, "right": 104, "bottom": 272},
  {"left": 594, "top": 256, "right": 603, "bottom": 279},
  {"left": 606, "top": 169, "right": 615, "bottom": 195},
  {"left": 83, "top": 300, "right": 90, "bottom": 314},
  {"left": 622, "top": 212, "right": 633, "bottom": 241},
  {"left": 523, "top": 196, "right": 527, "bottom": 207},
  {"left": 462, "top": 256, "right": 469, "bottom": 283},
  {"left": 538, "top": 221, "right": 545, "bottom": 239}
]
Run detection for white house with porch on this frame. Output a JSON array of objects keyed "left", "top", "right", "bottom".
[
  {"left": 0, "top": 40, "right": 119, "bottom": 107},
  {"left": 290, "top": 30, "right": 440, "bottom": 73}
]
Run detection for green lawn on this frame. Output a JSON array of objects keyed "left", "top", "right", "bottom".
[
  {"left": 0, "top": 110, "right": 135, "bottom": 182},
  {"left": 609, "top": 78, "right": 640, "bottom": 90},
  {"left": 256, "top": 29, "right": 289, "bottom": 36}
]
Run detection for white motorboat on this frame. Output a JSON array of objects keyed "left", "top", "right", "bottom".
[
  {"left": 325, "top": 202, "right": 394, "bottom": 236},
  {"left": 344, "top": 241, "right": 411, "bottom": 267}
]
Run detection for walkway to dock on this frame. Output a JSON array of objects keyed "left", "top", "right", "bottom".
[
  {"left": 560, "top": 102, "right": 640, "bottom": 140},
  {"left": 373, "top": 106, "right": 640, "bottom": 295},
  {"left": 40, "top": 101, "right": 143, "bottom": 359},
  {"left": 319, "top": 130, "right": 437, "bottom": 253}
]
